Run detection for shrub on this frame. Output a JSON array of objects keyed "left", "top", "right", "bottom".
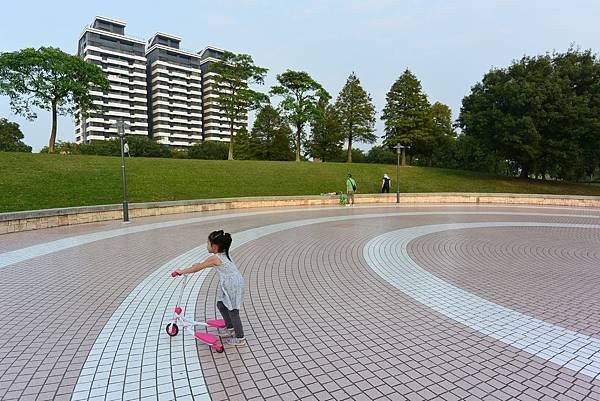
[
  {"left": 188, "top": 141, "right": 228, "bottom": 160},
  {"left": 78, "top": 136, "right": 171, "bottom": 158},
  {"left": 366, "top": 145, "right": 396, "bottom": 164}
]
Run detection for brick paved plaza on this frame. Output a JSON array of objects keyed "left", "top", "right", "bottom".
[{"left": 1, "top": 204, "right": 600, "bottom": 401}]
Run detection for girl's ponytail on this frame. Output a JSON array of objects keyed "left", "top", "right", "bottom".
[
  {"left": 222, "top": 233, "right": 232, "bottom": 261},
  {"left": 208, "top": 230, "right": 233, "bottom": 260}
]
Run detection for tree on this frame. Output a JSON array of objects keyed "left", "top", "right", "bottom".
[
  {"left": 271, "top": 70, "right": 329, "bottom": 162},
  {"left": 427, "top": 134, "right": 507, "bottom": 173},
  {"left": 307, "top": 95, "right": 344, "bottom": 162},
  {"left": 335, "top": 72, "right": 377, "bottom": 162},
  {"left": 0, "top": 47, "right": 110, "bottom": 153},
  {"left": 430, "top": 102, "right": 454, "bottom": 138},
  {"left": 424, "top": 102, "right": 456, "bottom": 166},
  {"left": 232, "top": 128, "right": 255, "bottom": 160},
  {"left": 548, "top": 49, "right": 600, "bottom": 180},
  {"left": 459, "top": 61, "right": 546, "bottom": 177},
  {"left": 458, "top": 48, "right": 600, "bottom": 180},
  {"left": 271, "top": 124, "right": 295, "bottom": 161},
  {"left": 209, "top": 51, "right": 269, "bottom": 160},
  {"left": 251, "top": 105, "right": 294, "bottom": 161},
  {"left": 0, "top": 118, "right": 31, "bottom": 152},
  {"left": 381, "top": 69, "right": 431, "bottom": 165}
]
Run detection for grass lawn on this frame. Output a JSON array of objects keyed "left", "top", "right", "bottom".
[{"left": 1, "top": 152, "right": 599, "bottom": 213}]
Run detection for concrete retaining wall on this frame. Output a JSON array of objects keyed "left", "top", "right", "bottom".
[{"left": 1, "top": 193, "right": 599, "bottom": 234}]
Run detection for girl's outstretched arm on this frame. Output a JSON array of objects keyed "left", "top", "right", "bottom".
[{"left": 176, "top": 255, "right": 222, "bottom": 275}]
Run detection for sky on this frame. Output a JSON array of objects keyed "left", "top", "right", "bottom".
[{"left": 1, "top": 0, "right": 600, "bottom": 152}]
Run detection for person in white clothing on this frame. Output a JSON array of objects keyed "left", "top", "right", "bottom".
[{"left": 382, "top": 173, "right": 391, "bottom": 193}]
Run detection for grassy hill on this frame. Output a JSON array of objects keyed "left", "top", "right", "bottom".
[{"left": 1, "top": 152, "right": 599, "bottom": 213}]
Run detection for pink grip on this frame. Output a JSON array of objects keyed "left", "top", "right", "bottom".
[{"left": 171, "top": 271, "right": 181, "bottom": 277}]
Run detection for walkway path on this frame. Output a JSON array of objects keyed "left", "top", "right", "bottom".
[{"left": 1, "top": 204, "right": 599, "bottom": 401}]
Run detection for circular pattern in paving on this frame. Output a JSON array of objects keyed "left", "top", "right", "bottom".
[
  {"left": 408, "top": 226, "right": 600, "bottom": 337},
  {"left": 1, "top": 205, "right": 600, "bottom": 401}
]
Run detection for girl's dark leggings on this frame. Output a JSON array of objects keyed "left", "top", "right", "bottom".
[{"left": 217, "top": 301, "right": 244, "bottom": 338}]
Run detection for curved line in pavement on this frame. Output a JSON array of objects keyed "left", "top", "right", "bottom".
[
  {"left": 364, "top": 222, "right": 600, "bottom": 380},
  {"left": 1, "top": 209, "right": 597, "bottom": 269}
]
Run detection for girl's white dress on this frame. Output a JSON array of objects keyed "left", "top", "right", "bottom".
[{"left": 213, "top": 253, "right": 245, "bottom": 310}]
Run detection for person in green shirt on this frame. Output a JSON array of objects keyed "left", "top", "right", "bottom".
[{"left": 346, "top": 174, "right": 357, "bottom": 206}]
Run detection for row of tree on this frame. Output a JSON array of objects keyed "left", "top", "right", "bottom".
[
  {"left": 172, "top": 47, "right": 600, "bottom": 179},
  {"left": 37, "top": 135, "right": 401, "bottom": 165},
  {"left": 215, "top": 52, "right": 456, "bottom": 165},
  {"left": 2, "top": 46, "right": 599, "bottom": 180},
  {"left": 0, "top": 46, "right": 452, "bottom": 164},
  {"left": 212, "top": 54, "right": 380, "bottom": 163}
]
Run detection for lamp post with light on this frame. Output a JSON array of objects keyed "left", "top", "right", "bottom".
[
  {"left": 394, "top": 144, "right": 410, "bottom": 204},
  {"left": 112, "top": 119, "right": 130, "bottom": 222}
]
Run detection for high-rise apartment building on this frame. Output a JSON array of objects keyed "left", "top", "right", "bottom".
[
  {"left": 76, "top": 17, "right": 248, "bottom": 146},
  {"left": 146, "top": 33, "right": 203, "bottom": 148},
  {"left": 76, "top": 16, "right": 148, "bottom": 143},
  {"left": 199, "top": 47, "right": 248, "bottom": 142}
]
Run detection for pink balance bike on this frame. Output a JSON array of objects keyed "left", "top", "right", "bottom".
[{"left": 166, "top": 271, "right": 225, "bottom": 353}]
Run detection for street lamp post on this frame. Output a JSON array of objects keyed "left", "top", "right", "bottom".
[
  {"left": 112, "top": 119, "right": 130, "bottom": 222},
  {"left": 394, "top": 144, "right": 404, "bottom": 203}
]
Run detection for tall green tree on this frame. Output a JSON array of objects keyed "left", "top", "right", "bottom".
[
  {"left": 232, "top": 128, "right": 255, "bottom": 160},
  {"left": 425, "top": 102, "right": 456, "bottom": 166},
  {"left": 251, "top": 105, "right": 294, "bottom": 161},
  {"left": 270, "top": 70, "right": 328, "bottom": 162},
  {"left": 381, "top": 69, "right": 431, "bottom": 165},
  {"left": 271, "top": 124, "right": 295, "bottom": 161},
  {"left": 335, "top": 72, "right": 377, "bottom": 162},
  {"left": 0, "top": 118, "right": 31, "bottom": 152},
  {"left": 251, "top": 105, "right": 280, "bottom": 159},
  {"left": 209, "top": 51, "right": 269, "bottom": 160},
  {"left": 430, "top": 102, "right": 455, "bottom": 139},
  {"left": 0, "top": 47, "right": 109, "bottom": 153},
  {"left": 307, "top": 95, "right": 343, "bottom": 162}
]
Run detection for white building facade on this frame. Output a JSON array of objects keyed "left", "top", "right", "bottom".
[
  {"left": 76, "top": 16, "right": 148, "bottom": 143},
  {"left": 146, "top": 33, "right": 203, "bottom": 148}
]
